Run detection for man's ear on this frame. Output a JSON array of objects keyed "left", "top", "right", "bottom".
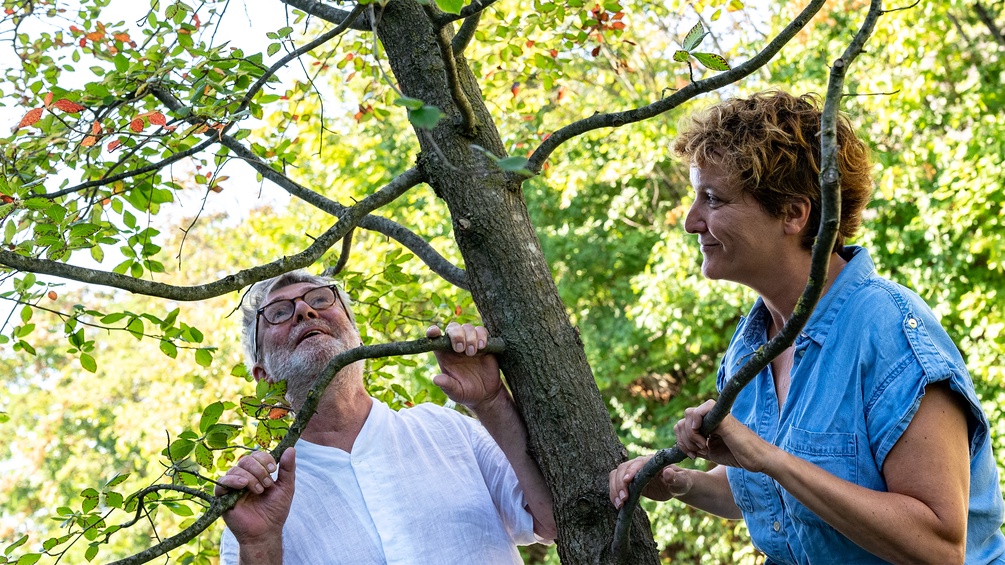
[
  {"left": 782, "top": 196, "right": 812, "bottom": 236},
  {"left": 253, "top": 364, "right": 271, "bottom": 383}
]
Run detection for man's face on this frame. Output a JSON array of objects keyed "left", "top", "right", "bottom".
[{"left": 254, "top": 282, "right": 360, "bottom": 407}]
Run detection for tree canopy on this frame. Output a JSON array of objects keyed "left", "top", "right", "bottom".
[{"left": 1, "top": 0, "right": 1003, "bottom": 563}]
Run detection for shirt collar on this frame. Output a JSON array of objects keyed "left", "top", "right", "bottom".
[{"left": 741, "top": 246, "right": 877, "bottom": 348}]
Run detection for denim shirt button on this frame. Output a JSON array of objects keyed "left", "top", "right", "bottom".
[
  {"left": 773, "top": 521, "right": 781, "bottom": 532},
  {"left": 907, "top": 317, "right": 918, "bottom": 329}
]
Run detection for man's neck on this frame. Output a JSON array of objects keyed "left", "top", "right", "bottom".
[{"left": 299, "top": 381, "right": 373, "bottom": 453}]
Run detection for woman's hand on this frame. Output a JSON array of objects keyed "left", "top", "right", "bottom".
[
  {"left": 675, "top": 399, "right": 778, "bottom": 473},
  {"left": 609, "top": 454, "right": 695, "bottom": 509}
]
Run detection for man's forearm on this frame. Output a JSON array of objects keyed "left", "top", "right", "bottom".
[
  {"left": 238, "top": 537, "right": 283, "bottom": 565},
  {"left": 473, "top": 389, "right": 558, "bottom": 540}
]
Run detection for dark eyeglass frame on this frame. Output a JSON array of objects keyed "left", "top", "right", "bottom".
[{"left": 252, "top": 284, "right": 350, "bottom": 363}]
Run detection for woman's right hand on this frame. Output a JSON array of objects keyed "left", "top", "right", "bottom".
[{"left": 609, "top": 454, "right": 694, "bottom": 509}]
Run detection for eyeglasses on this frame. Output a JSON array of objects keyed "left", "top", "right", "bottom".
[{"left": 252, "top": 285, "right": 350, "bottom": 362}]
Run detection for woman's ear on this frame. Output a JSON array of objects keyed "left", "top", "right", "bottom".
[{"left": 782, "top": 196, "right": 812, "bottom": 236}]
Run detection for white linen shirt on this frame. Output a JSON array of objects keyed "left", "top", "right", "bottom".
[{"left": 220, "top": 398, "right": 536, "bottom": 564}]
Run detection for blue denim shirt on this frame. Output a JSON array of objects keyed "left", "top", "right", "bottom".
[{"left": 719, "top": 247, "right": 1005, "bottom": 564}]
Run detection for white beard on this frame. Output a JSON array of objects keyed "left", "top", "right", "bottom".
[{"left": 263, "top": 324, "right": 362, "bottom": 410}]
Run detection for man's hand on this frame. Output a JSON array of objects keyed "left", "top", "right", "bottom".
[
  {"left": 427, "top": 322, "right": 503, "bottom": 412},
  {"left": 215, "top": 447, "right": 296, "bottom": 552}
]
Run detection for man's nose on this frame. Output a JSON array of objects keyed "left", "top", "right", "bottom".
[{"left": 293, "top": 299, "right": 320, "bottom": 322}]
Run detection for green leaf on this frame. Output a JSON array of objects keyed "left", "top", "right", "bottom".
[
  {"left": 393, "top": 96, "right": 425, "bottom": 110},
  {"left": 100, "top": 312, "right": 128, "bottom": 324},
  {"left": 5, "top": 534, "right": 28, "bottom": 555},
  {"left": 16, "top": 554, "right": 42, "bottom": 565},
  {"left": 168, "top": 438, "right": 195, "bottom": 461},
  {"left": 673, "top": 49, "right": 690, "bottom": 63},
  {"left": 126, "top": 316, "right": 144, "bottom": 339},
  {"left": 79, "top": 353, "right": 97, "bottom": 373},
  {"left": 408, "top": 106, "right": 443, "bottom": 130},
  {"left": 692, "top": 52, "right": 730, "bottom": 71},
  {"left": 682, "top": 21, "right": 707, "bottom": 51},
  {"left": 104, "top": 473, "right": 130, "bottom": 489},
  {"left": 159, "top": 339, "right": 178, "bottom": 358},
  {"left": 194, "top": 442, "right": 214, "bottom": 469},
  {"left": 164, "top": 501, "right": 194, "bottom": 516},
  {"left": 434, "top": 0, "right": 464, "bottom": 14},
  {"left": 267, "top": 43, "right": 281, "bottom": 57},
  {"left": 496, "top": 156, "right": 534, "bottom": 177},
  {"left": 195, "top": 348, "right": 213, "bottom": 367},
  {"left": 198, "top": 401, "right": 224, "bottom": 433},
  {"left": 83, "top": 544, "right": 98, "bottom": 562}
]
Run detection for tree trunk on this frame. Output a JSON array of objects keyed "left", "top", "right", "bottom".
[{"left": 374, "top": 2, "right": 659, "bottom": 563}]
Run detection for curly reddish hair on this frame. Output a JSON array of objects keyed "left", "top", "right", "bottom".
[{"left": 672, "top": 90, "right": 873, "bottom": 250}]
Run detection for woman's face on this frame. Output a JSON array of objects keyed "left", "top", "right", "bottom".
[{"left": 684, "top": 162, "right": 789, "bottom": 290}]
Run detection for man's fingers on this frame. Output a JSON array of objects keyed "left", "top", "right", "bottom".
[{"left": 426, "top": 325, "right": 442, "bottom": 339}]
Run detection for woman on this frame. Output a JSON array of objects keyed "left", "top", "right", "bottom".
[{"left": 609, "top": 91, "right": 1005, "bottom": 564}]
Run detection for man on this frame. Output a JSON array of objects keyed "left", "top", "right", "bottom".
[{"left": 216, "top": 270, "right": 556, "bottom": 564}]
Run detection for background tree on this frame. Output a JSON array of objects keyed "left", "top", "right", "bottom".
[{"left": 0, "top": 0, "right": 1001, "bottom": 563}]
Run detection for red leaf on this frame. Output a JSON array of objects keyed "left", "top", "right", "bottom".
[
  {"left": 454, "top": 305, "right": 462, "bottom": 316},
  {"left": 268, "top": 407, "right": 288, "bottom": 420},
  {"left": 549, "top": 49, "right": 558, "bottom": 57},
  {"left": 4, "top": 7, "right": 14, "bottom": 14},
  {"left": 611, "top": 21, "right": 626, "bottom": 30},
  {"left": 591, "top": 46, "right": 601, "bottom": 57},
  {"left": 511, "top": 82, "right": 521, "bottom": 97},
  {"left": 107, "top": 139, "right": 122, "bottom": 151},
  {"left": 129, "top": 118, "right": 144, "bottom": 132},
  {"left": 148, "top": 111, "right": 166, "bottom": 126},
  {"left": 79, "top": 38, "right": 87, "bottom": 47},
  {"left": 0, "top": 195, "right": 14, "bottom": 204},
  {"left": 15, "top": 107, "right": 43, "bottom": 130},
  {"left": 47, "top": 291, "right": 58, "bottom": 300},
  {"left": 43, "top": 92, "right": 53, "bottom": 108},
  {"left": 112, "top": 32, "right": 130, "bottom": 43},
  {"left": 90, "top": 121, "right": 101, "bottom": 135},
  {"left": 85, "top": 31, "right": 104, "bottom": 42},
  {"left": 81, "top": 135, "right": 98, "bottom": 147},
  {"left": 52, "top": 99, "right": 85, "bottom": 113}
]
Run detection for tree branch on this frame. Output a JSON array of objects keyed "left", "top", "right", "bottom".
[
  {"left": 153, "top": 86, "right": 469, "bottom": 288},
  {"left": 527, "top": 0, "right": 829, "bottom": 173},
  {"left": 423, "top": 3, "right": 478, "bottom": 136},
  {"left": 433, "top": 0, "right": 498, "bottom": 28},
  {"left": 610, "top": 0, "right": 885, "bottom": 558},
  {"left": 278, "top": 0, "right": 372, "bottom": 31},
  {"left": 323, "top": 225, "right": 354, "bottom": 277},
  {"left": 451, "top": 12, "right": 482, "bottom": 56},
  {"left": 974, "top": 2, "right": 1005, "bottom": 46},
  {"left": 107, "top": 335, "right": 504, "bottom": 565}
]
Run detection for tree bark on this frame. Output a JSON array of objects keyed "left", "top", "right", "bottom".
[{"left": 373, "top": 2, "right": 659, "bottom": 563}]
